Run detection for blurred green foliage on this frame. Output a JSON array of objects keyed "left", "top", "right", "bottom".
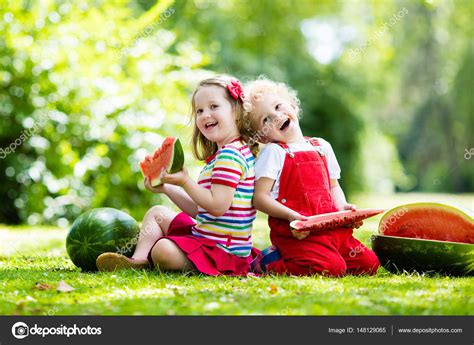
[
  {"left": 0, "top": 0, "right": 472, "bottom": 225},
  {"left": 0, "top": 0, "right": 205, "bottom": 225}
]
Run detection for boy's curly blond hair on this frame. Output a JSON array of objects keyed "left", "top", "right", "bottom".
[{"left": 241, "top": 76, "right": 301, "bottom": 148}]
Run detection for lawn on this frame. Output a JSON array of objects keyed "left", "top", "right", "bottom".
[{"left": 0, "top": 193, "right": 473, "bottom": 315}]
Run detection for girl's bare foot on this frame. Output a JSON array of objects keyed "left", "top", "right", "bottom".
[{"left": 96, "top": 253, "right": 151, "bottom": 272}]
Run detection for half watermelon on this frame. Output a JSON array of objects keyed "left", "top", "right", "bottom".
[
  {"left": 372, "top": 203, "right": 474, "bottom": 276},
  {"left": 379, "top": 203, "right": 473, "bottom": 243},
  {"left": 290, "top": 208, "right": 385, "bottom": 232},
  {"left": 139, "top": 137, "right": 184, "bottom": 187},
  {"left": 371, "top": 235, "right": 474, "bottom": 276}
]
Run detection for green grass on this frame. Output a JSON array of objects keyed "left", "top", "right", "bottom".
[{"left": 1, "top": 193, "right": 473, "bottom": 315}]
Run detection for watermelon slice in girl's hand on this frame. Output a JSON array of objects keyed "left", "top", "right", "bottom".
[
  {"left": 139, "top": 137, "right": 185, "bottom": 187},
  {"left": 290, "top": 209, "right": 385, "bottom": 232}
]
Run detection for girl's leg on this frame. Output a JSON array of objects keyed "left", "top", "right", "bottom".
[
  {"left": 150, "top": 239, "right": 195, "bottom": 271},
  {"left": 132, "top": 205, "right": 178, "bottom": 261},
  {"left": 96, "top": 206, "right": 178, "bottom": 271}
]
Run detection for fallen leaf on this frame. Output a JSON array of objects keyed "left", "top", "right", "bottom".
[
  {"left": 56, "top": 280, "right": 75, "bottom": 293},
  {"left": 35, "top": 282, "right": 54, "bottom": 290},
  {"left": 269, "top": 285, "right": 278, "bottom": 294},
  {"left": 16, "top": 296, "right": 37, "bottom": 305}
]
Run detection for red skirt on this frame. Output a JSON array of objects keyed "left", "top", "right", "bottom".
[{"left": 148, "top": 212, "right": 256, "bottom": 276}]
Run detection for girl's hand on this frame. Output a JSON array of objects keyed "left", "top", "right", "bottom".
[
  {"left": 288, "top": 211, "right": 310, "bottom": 240},
  {"left": 144, "top": 177, "right": 165, "bottom": 194},
  {"left": 160, "top": 167, "right": 190, "bottom": 187}
]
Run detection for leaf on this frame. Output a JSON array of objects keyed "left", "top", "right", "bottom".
[
  {"left": 56, "top": 280, "right": 75, "bottom": 293},
  {"left": 16, "top": 296, "right": 37, "bottom": 305},
  {"left": 35, "top": 282, "right": 54, "bottom": 290}
]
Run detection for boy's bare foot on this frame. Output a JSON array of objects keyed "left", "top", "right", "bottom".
[{"left": 96, "top": 253, "right": 151, "bottom": 272}]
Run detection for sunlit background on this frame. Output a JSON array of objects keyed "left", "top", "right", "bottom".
[{"left": 0, "top": 0, "right": 472, "bottom": 226}]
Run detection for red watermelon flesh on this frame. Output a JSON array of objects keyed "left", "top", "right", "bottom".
[
  {"left": 290, "top": 208, "right": 385, "bottom": 232},
  {"left": 379, "top": 203, "right": 474, "bottom": 244},
  {"left": 139, "top": 137, "right": 184, "bottom": 187}
]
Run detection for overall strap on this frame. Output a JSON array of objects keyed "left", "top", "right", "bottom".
[
  {"left": 305, "top": 136, "right": 321, "bottom": 147},
  {"left": 305, "top": 137, "right": 325, "bottom": 157},
  {"left": 276, "top": 142, "right": 294, "bottom": 158}
]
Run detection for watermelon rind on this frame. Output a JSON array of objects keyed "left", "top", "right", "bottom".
[
  {"left": 150, "top": 176, "right": 162, "bottom": 187},
  {"left": 371, "top": 234, "right": 474, "bottom": 276},
  {"left": 66, "top": 208, "right": 140, "bottom": 272},
  {"left": 168, "top": 138, "right": 184, "bottom": 174}
]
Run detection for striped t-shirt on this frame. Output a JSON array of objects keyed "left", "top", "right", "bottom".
[{"left": 192, "top": 138, "right": 256, "bottom": 257}]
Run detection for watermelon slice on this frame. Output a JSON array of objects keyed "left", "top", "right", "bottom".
[
  {"left": 372, "top": 203, "right": 474, "bottom": 276},
  {"left": 139, "top": 137, "right": 184, "bottom": 187},
  {"left": 290, "top": 208, "right": 385, "bottom": 232}
]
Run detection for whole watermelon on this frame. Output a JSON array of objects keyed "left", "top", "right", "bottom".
[{"left": 66, "top": 208, "right": 140, "bottom": 271}]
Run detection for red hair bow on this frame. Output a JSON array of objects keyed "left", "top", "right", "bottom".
[{"left": 227, "top": 79, "right": 245, "bottom": 102}]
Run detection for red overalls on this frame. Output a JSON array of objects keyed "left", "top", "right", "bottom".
[{"left": 266, "top": 138, "right": 380, "bottom": 276}]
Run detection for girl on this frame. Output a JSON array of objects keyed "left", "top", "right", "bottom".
[
  {"left": 243, "top": 77, "right": 380, "bottom": 276},
  {"left": 96, "top": 75, "right": 258, "bottom": 276}
]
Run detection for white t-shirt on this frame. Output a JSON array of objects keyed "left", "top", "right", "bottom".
[{"left": 255, "top": 138, "right": 341, "bottom": 199}]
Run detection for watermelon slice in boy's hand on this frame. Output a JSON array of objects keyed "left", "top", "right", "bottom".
[
  {"left": 290, "top": 209, "right": 385, "bottom": 232},
  {"left": 139, "top": 137, "right": 185, "bottom": 187}
]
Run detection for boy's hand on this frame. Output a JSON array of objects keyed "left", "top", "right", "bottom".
[
  {"left": 339, "top": 203, "right": 363, "bottom": 229},
  {"left": 288, "top": 211, "right": 310, "bottom": 240},
  {"left": 291, "top": 229, "right": 311, "bottom": 240},
  {"left": 144, "top": 177, "right": 165, "bottom": 194},
  {"left": 160, "top": 167, "right": 190, "bottom": 187},
  {"left": 340, "top": 203, "right": 357, "bottom": 211}
]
